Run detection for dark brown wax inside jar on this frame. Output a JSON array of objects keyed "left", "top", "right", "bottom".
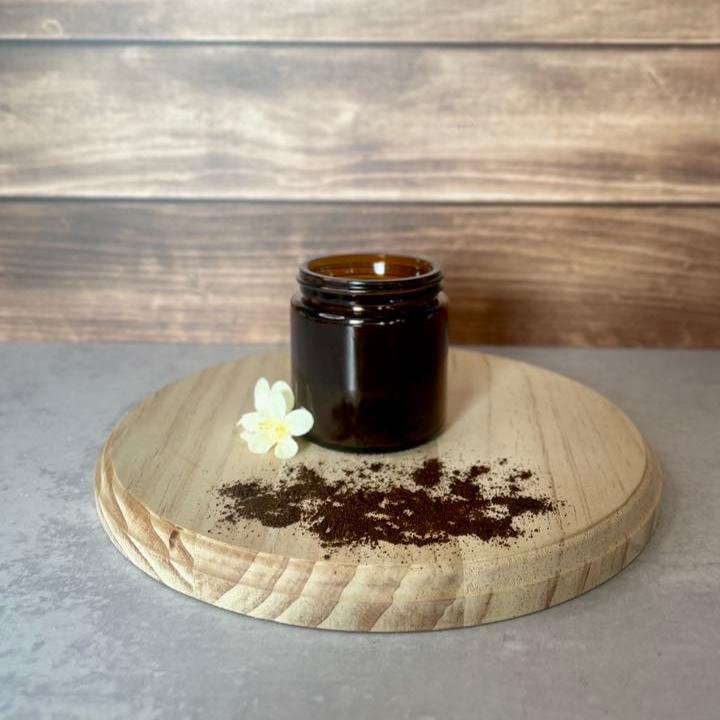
[{"left": 291, "top": 254, "right": 448, "bottom": 451}]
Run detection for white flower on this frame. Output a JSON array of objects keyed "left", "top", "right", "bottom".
[{"left": 236, "top": 378, "right": 314, "bottom": 459}]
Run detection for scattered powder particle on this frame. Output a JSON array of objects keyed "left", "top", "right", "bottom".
[
  {"left": 214, "top": 458, "right": 556, "bottom": 549},
  {"left": 410, "top": 458, "right": 443, "bottom": 488},
  {"left": 465, "top": 463, "right": 490, "bottom": 481}
]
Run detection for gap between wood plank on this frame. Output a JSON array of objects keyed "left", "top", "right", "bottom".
[
  {"left": 2, "top": 38, "right": 720, "bottom": 50},
  {"left": 2, "top": 198, "right": 720, "bottom": 208}
]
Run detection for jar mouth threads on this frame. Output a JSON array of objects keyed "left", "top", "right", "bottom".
[{"left": 298, "top": 253, "right": 443, "bottom": 299}]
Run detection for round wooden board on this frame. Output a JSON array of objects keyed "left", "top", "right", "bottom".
[{"left": 95, "top": 348, "right": 661, "bottom": 632}]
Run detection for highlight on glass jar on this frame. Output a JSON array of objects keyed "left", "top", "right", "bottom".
[{"left": 290, "top": 253, "right": 448, "bottom": 451}]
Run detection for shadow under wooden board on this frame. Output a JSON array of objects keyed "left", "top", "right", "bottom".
[
  {"left": 95, "top": 347, "right": 661, "bottom": 631},
  {"left": 2, "top": 0, "right": 720, "bottom": 42}
]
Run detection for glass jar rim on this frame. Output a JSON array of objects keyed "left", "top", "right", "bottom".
[{"left": 297, "top": 253, "right": 442, "bottom": 297}]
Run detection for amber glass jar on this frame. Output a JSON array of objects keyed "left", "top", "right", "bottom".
[{"left": 291, "top": 254, "right": 448, "bottom": 451}]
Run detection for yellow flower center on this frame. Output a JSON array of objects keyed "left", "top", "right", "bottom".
[{"left": 258, "top": 417, "right": 289, "bottom": 440}]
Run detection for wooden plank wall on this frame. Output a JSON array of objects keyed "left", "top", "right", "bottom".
[{"left": 1, "top": 2, "right": 719, "bottom": 346}]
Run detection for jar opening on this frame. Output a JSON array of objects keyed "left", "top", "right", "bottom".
[{"left": 298, "top": 254, "right": 442, "bottom": 298}]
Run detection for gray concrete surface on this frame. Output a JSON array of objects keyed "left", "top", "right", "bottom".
[{"left": 1, "top": 342, "right": 719, "bottom": 720}]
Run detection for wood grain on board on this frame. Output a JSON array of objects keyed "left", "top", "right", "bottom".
[
  {"left": 95, "top": 347, "right": 662, "bottom": 630},
  {"left": 1, "top": 46, "right": 720, "bottom": 201},
  {"left": 1, "top": 0, "right": 719, "bottom": 42},
  {"left": 2, "top": 202, "right": 719, "bottom": 346}
]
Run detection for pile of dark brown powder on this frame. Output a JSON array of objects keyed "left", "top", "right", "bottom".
[{"left": 213, "top": 457, "right": 557, "bottom": 549}]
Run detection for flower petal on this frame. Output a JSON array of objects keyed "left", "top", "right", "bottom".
[
  {"left": 239, "top": 430, "right": 252, "bottom": 441},
  {"left": 247, "top": 430, "right": 276, "bottom": 454},
  {"left": 257, "top": 391, "right": 285, "bottom": 420},
  {"left": 237, "top": 411, "right": 262, "bottom": 431},
  {"left": 253, "top": 377, "right": 270, "bottom": 411},
  {"left": 274, "top": 435, "right": 298, "bottom": 459},
  {"left": 271, "top": 380, "right": 294, "bottom": 414},
  {"left": 285, "top": 408, "right": 314, "bottom": 436},
  {"left": 266, "top": 391, "right": 287, "bottom": 420}
]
